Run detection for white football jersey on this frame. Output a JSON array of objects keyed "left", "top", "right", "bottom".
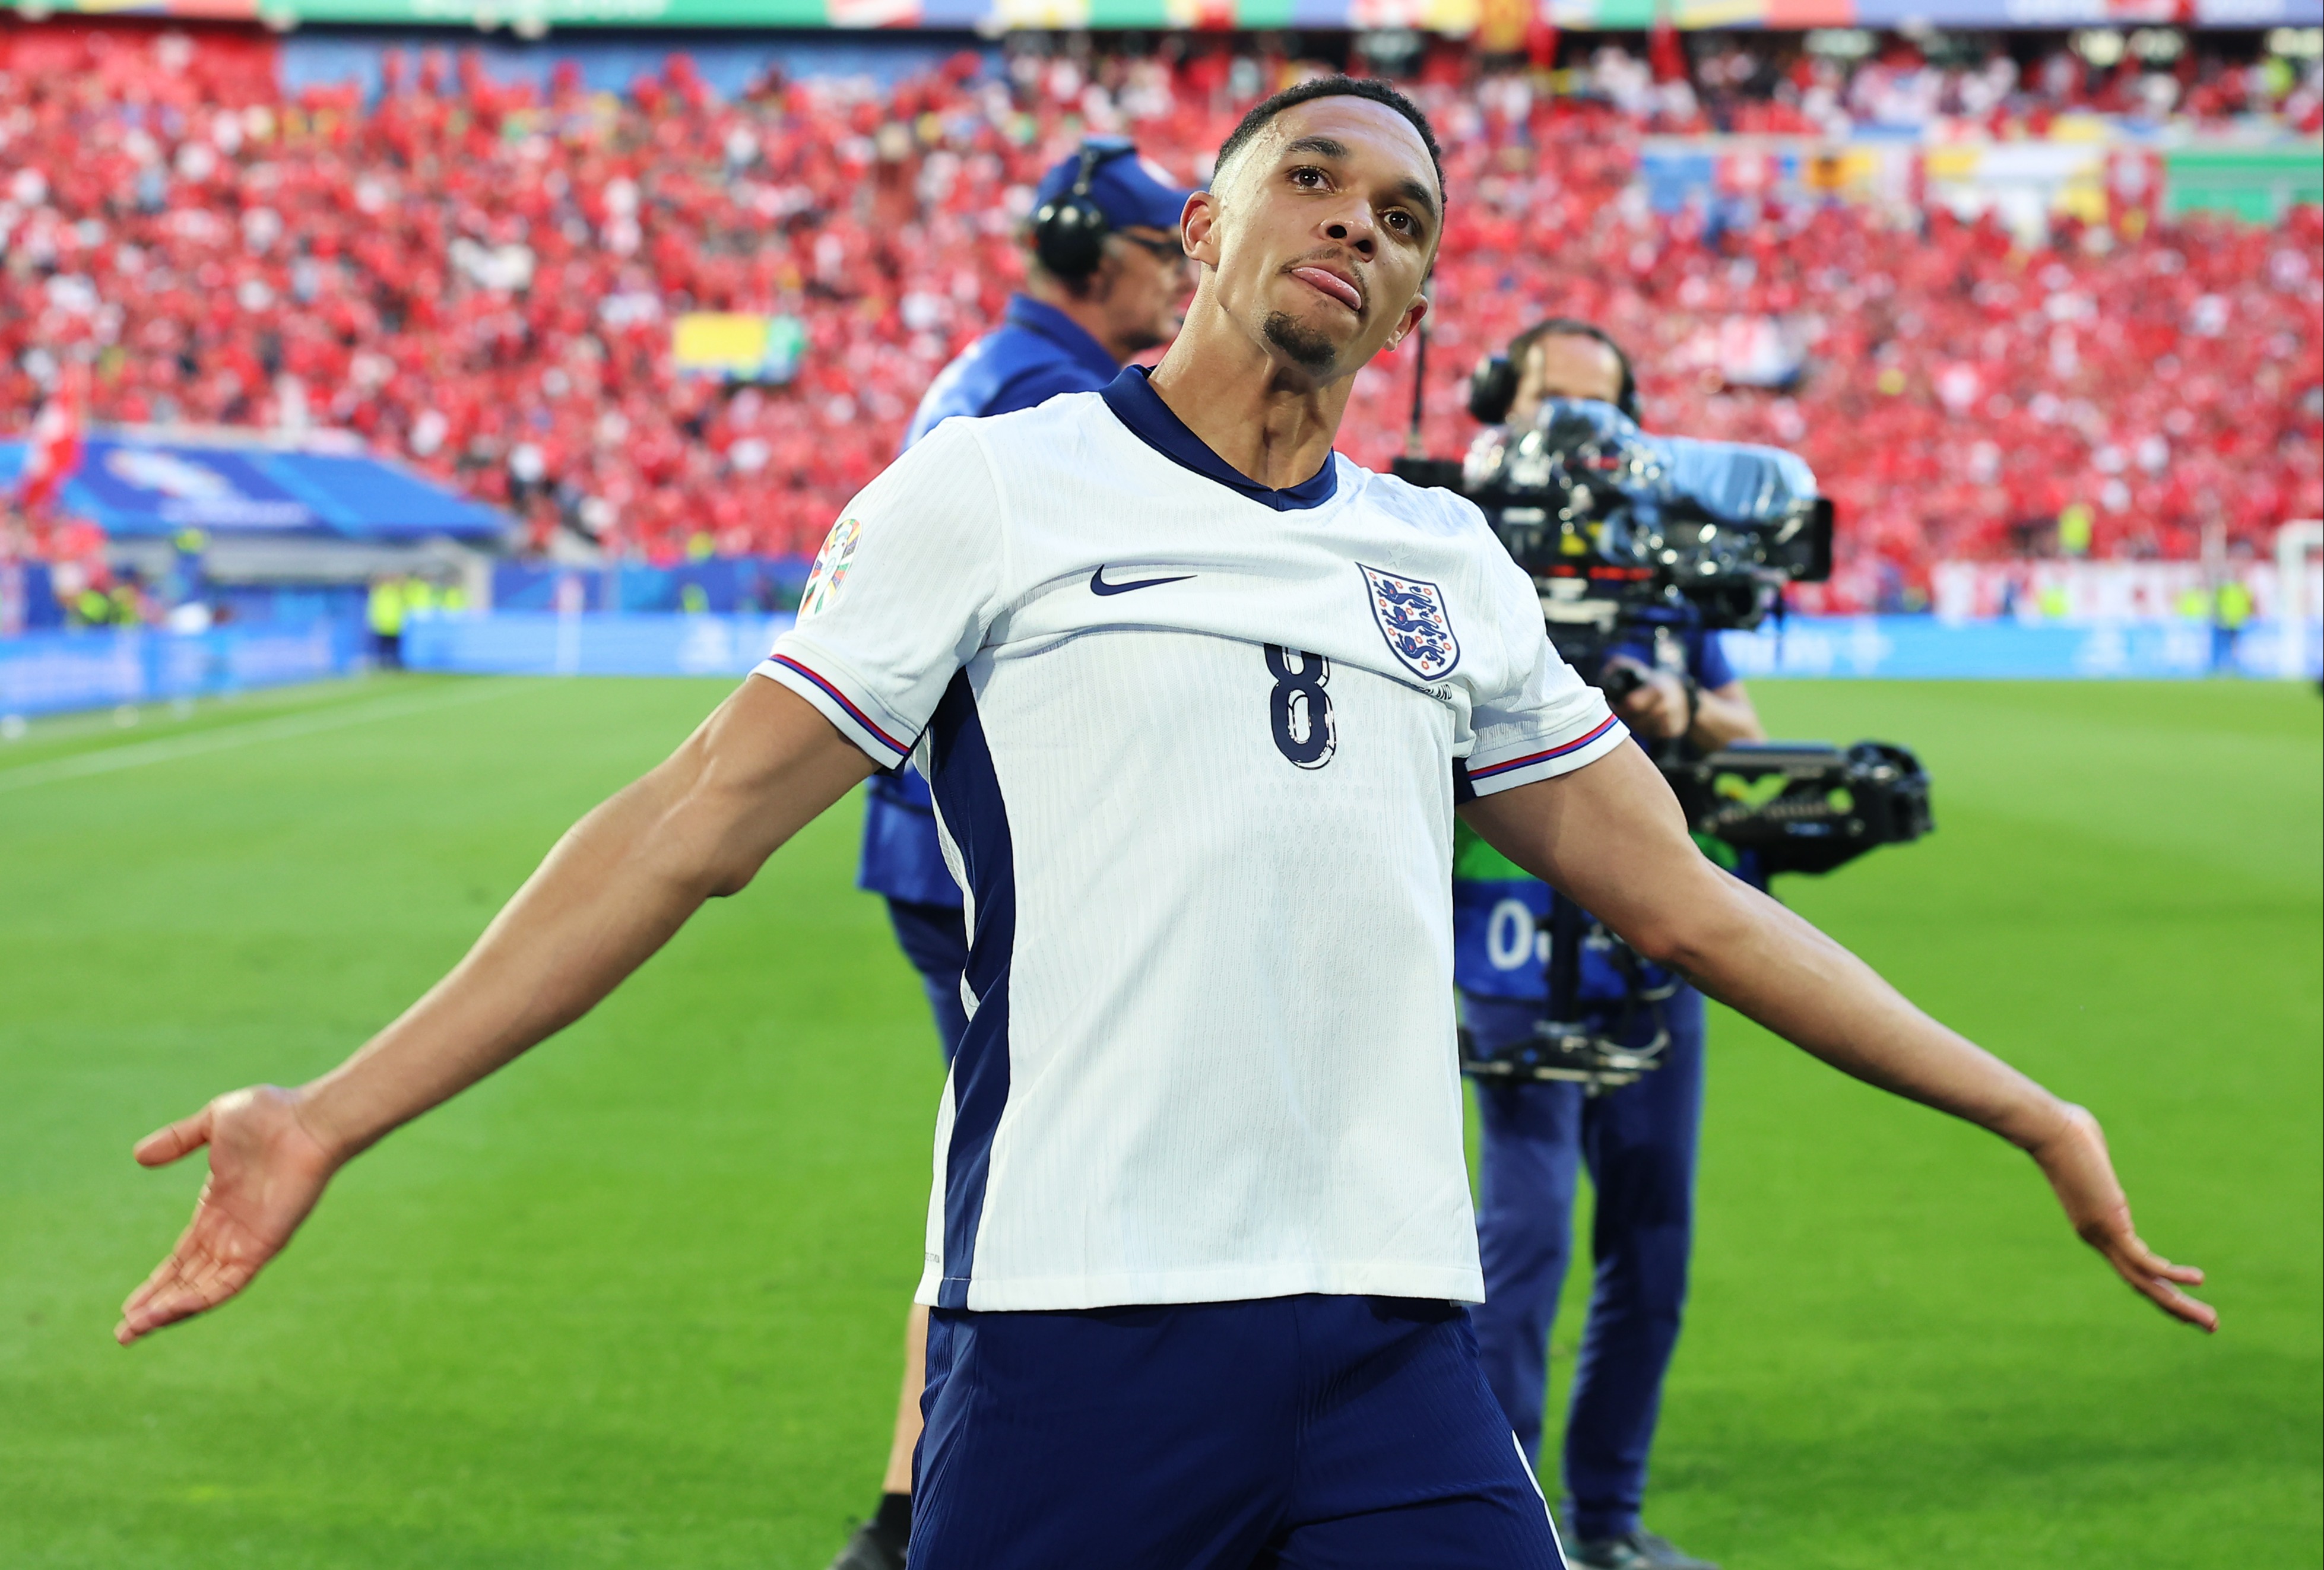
[{"left": 760, "top": 369, "right": 1625, "bottom": 1312}]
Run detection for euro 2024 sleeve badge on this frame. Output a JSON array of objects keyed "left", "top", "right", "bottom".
[
  {"left": 799, "top": 515, "right": 863, "bottom": 620},
  {"left": 1359, "top": 563, "right": 1461, "bottom": 681}
]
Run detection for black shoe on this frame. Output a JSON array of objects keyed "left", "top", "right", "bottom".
[
  {"left": 1566, "top": 1528, "right": 1719, "bottom": 1570},
  {"left": 825, "top": 1522, "right": 906, "bottom": 1570}
]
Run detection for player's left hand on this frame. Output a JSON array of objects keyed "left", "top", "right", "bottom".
[
  {"left": 115, "top": 1086, "right": 339, "bottom": 1346},
  {"left": 2028, "top": 1103, "right": 2216, "bottom": 1333},
  {"left": 1610, "top": 664, "right": 1689, "bottom": 740}
]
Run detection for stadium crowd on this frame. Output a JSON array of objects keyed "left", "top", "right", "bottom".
[
  {"left": 1, "top": 22, "right": 2319, "bottom": 608},
  {"left": 1643, "top": 26, "right": 2324, "bottom": 137}
]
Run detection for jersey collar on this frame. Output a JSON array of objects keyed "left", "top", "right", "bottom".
[
  {"left": 1002, "top": 295, "right": 1121, "bottom": 389},
  {"left": 1099, "top": 366, "right": 1340, "bottom": 513}
]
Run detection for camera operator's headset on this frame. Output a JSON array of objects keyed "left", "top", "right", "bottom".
[
  {"left": 1467, "top": 318, "right": 1640, "bottom": 424},
  {"left": 1032, "top": 137, "right": 1139, "bottom": 281}
]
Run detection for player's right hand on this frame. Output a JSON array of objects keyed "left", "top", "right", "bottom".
[{"left": 116, "top": 1086, "right": 339, "bottom": 1346}]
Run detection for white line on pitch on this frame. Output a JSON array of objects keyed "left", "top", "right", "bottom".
[{"left": 0, "top": 680, "right": 534, "bottom": 795}]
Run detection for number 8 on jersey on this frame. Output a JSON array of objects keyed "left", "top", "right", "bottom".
[{"left": 1264, "top": 645, "right": 1336, "bottom": 770}]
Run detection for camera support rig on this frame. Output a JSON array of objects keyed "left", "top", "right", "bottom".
[{"left": 1456, "top": 891, "right": 1673, "bottom": 1092}]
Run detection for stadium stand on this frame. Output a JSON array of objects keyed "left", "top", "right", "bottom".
[{"left": 1, "top": 22, "right": 2318, "bottom": 609}]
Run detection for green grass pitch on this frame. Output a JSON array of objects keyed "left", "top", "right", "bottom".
[{"left": 1, "top": 673, "right": 2316, "bottom": 1568}]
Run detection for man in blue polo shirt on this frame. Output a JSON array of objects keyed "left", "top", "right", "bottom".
[{"left": 830, "top": 137, "right": 1196, "bottom": 1570}]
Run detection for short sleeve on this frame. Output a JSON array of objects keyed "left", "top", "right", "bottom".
[
  {"left": 756, "top": 420, "right": 1005, "bottom": 767},
  {"left": 1459, "top": 554, "right": 1628, "bottom": 798}
]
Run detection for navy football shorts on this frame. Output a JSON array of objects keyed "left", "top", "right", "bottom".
[{"left": 911, "top": 1293, "right": 1568, "bottom": 1570}]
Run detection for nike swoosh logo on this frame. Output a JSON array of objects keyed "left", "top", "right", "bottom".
[{"left": 1089, "top": 566, "right": 1196, "bottom": 597}]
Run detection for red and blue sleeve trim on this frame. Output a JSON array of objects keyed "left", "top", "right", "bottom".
[
  {"left": 769, "top": 655, "right": 912, "bottom": 760},
  {"left": 1466, "top": 713, "right": 1622, "bottom": 782}
]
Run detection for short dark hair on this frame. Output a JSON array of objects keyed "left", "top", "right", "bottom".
[
  {"left": 1510, "top": 317, "right": 1638, "bottom": 420},
  {"left": 1212, "top": 74, "right": 1445, "bottom": 207}
]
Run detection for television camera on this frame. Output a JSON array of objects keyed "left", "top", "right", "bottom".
[
  {"left": 1394, "top": 394, "right": 1932, "bottom": 1092},
  {"left": 1399, "top": 396, "right": 1832, "bottom": 687}
]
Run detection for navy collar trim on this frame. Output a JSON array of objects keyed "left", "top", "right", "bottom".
[
  {"left": 1002, "top": 294, "right": 1120, "bottom": 386},
  {"left": 1099, "top": 366, "right": 1339, "bottom": 512}
]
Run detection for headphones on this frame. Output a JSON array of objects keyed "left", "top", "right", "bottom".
[
  {"left": 1467, "top": 319, "right": 1640, "bottom": 424},
  {"left": 1032, "top": 138, "right": 1137, "bottom": 281}
]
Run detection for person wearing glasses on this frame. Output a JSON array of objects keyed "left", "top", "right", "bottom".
[{"left": 830, "top": 138, "right": 1198, "bottom": 1570}]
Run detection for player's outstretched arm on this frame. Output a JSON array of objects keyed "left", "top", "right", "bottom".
[
  {"left": 1459, "top": 743, "right": 2217, "bottom": 1333},
  {"left": 118, "top": 678, "right": 875, "bottom": 1346}
]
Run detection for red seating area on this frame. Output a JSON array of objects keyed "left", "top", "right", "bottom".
[
  {"left": 2, "top": 24, "right": 2318, "bottom": 607},
  {"left": 1402, "top": 198, "right": 2324, "bottom": 610}
]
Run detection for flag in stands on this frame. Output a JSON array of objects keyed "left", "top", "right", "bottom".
[{"left": 17, "top": 364, "right": 82, "bottom": 511}]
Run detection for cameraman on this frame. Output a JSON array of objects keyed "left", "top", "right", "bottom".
[
  {"left": 1498, "top": 321, "right": 1763, "bottom": 753},
  {"left": 829, "top": 139, "right": 1196, "bottom": 1570},
  {"left": 1457, "top": 319, "right": 1761, "bottom": 1570}
]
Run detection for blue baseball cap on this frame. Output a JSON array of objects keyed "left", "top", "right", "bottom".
[{"left": 1033, "top": 138, "right": 1199, "bottom": 236}]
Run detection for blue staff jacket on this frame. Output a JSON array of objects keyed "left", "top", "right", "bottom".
[
  {"left": 856, "top": 296, "right": 1121, "bottom": 906},
  {"left": 1451, "top": 616, "right": 1749, "bottom": 1004}
]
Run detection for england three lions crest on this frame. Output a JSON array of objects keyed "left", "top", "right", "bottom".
[{"left": 1359, "top": 564, "right": 1460, "bottom": 680}]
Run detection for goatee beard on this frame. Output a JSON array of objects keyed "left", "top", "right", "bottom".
[{"left": 1262, "top": 310, "right": 1339, "bottom": 375}]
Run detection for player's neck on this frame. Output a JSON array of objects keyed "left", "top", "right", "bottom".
[{"left": 1146, "top": 316, "right": 1350, "bottom": 493}]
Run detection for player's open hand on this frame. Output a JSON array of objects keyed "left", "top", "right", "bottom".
[
  {"left": 116, "top": 1086, "right": 339, "bottom": 1346},
  {"left": 2029, "top": 1103, "right": 2216, "bottom": 1333}
]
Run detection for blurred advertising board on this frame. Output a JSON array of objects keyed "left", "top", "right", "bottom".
[
  {"left": 487, "top": 557, "right": 808, "bottom": 613},
  {"left": 1641, "top": 132, "right": 2321, "bottom": 241},
  {"left": 672, "top": 314, "right": 809, "bottom": 385},
  {"left": 403, "top": 610, "right": 797, "bottom": 677},
  {"left": 6, "top": 0, "right": 2317, "bottom": 24},
  {"left": 393, "top": 608, "right": 2321, "bottom": 682},
  {"left": 0, "top": 621, "right": 364, "bottom": 719},
  {"left": 1929, "top": 558, "right": 2316, "bottom": 624},
  {"left": 2163, "top": 147, "right": 2324, "bottom": 221},
  {"left": 1719, "top": 614, "right": 2320, "bottom": 678}
]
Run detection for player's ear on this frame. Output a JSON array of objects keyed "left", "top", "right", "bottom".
[
  {"left": 1182, "top": 190, "right": 1221, "bottom": 268},
  {"left": 1388, "top": 291, "right": 1429, "bottom": 352}
]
